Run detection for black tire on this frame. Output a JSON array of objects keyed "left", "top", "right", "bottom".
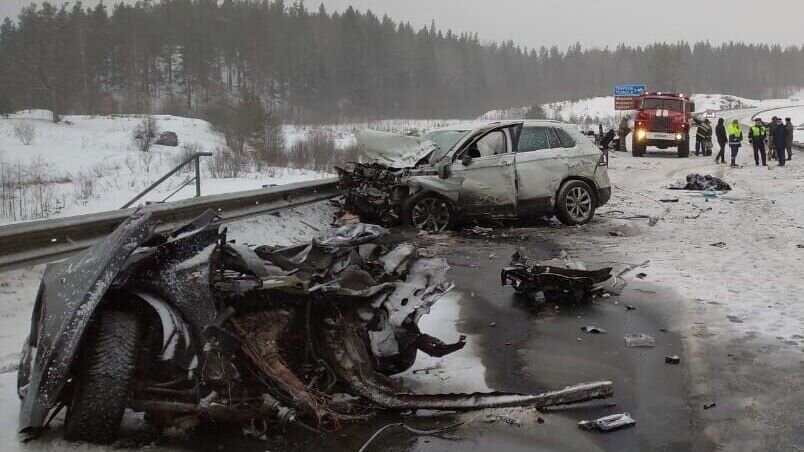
[
  {"left": 405, "top": 193, "right": 454, "bottom": 232},
  {"left": 678, "top": 137, "right": 690, "bottom": 158},
  {"left": 555, "top": 180, "right": 596, "bottom": 226},
  {"left": 64, "top": 308, "right": 143, "bottom": 444},
  {"left": 631, "top": 137, "right": 646, "bottom": 157}
]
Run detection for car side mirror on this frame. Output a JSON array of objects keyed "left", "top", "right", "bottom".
[
  {"left": 461, "top": 155, "right": 472, "bottom": 166},
  {"left": 437, "top": 163, "right": 452, "bottom": 179}
]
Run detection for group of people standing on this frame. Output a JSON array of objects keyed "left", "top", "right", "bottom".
[{"left": 716, "top": 116, "right": 795, "bottom": 167}]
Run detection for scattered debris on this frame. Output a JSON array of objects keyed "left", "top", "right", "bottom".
[
  {"left": 703, "top": 402, "right": 717, "bottom": 410},
  {"left": 635, "top": 272, "right": 647, "bottom": 280},
  {"left": 502, "top": 250, "right": 617, "bottom": 303},
  {"left": 670, "top": 173, "right": 732, "bottom": 191},
  {"left": 659, "top": 198, "right": 680, "bottom": 203},
  {"left": 710, "top": 242, "right": 727, "bottom": 248},
  {"left": 625, "top": 305, "right": 637, "bottom": 311},
  {"left": 665, "top": 355, "right": 681, "bottom": 365},
  {"left": 608, "top": 231, "right": 624, "bottom": 237},
  {"left": 486, "top": 413, "right": 523, "bottom": 428},
  {"left": 624, "top": 334, "right": 656, "bottom": 348},
  {"left": 578, "top": 413, "right": 636, "bottom": 432},
  {"left": 581, "top": 326, "right": 607, "bottom": 334}
]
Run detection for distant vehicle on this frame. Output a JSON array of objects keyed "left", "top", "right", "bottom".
[
  {"left": 631, "top": 92, "right": 695, "bottom": 158},
  {"left": 338, "top": 120, "right": 612, "bottom": 231}
]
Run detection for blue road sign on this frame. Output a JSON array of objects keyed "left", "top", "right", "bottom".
[{"left": 614, "top": 84, "right": 647, "bottom": 97}]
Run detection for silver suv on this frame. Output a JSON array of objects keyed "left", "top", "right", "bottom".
[{"left": 338, "top": 120, "right": 611, "bottom": 231}]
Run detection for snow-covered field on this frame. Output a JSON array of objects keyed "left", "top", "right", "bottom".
[{"left": 0, "top": 111, "right": 328, "bottom": 224}]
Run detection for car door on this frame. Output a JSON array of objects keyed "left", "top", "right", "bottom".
[
  {"left": 514, "top": 126, "right": 571, "bottom": 215},
  {"left": 450, "top": 126, "right": 518, "bottom": 217}
]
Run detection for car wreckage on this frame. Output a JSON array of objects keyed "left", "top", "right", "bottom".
[
  {"left": 17, "top": 210, "right": 615, "bottom": 444},
  {"left": 337, "top": 120, "right": 612, "bottom": 232}
]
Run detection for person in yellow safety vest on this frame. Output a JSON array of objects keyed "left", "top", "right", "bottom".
[
  {"left": 727, "top": 119, "right": 743, "bottom": 167},
  {"left": 749, "top": 118, "right": 768, "bottom": 166}
]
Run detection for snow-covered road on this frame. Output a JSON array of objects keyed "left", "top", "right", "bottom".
[{"left": 1, "top": 107, "right": 803, "bottom": 449}]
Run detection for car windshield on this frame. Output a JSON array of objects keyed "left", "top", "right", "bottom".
[
  {"left": 641, "top": 98, "right": 683, "bottom": 112},
  {"left": 424, "top": 130, "right": 470, "bottom": 162}
]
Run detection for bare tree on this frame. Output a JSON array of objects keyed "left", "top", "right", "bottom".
[
  {"left": 132, "top": 116, "right": 158, "bottom": 152},
  {"left": 13, "top": 122, "right": 36, "bottom": 145}
]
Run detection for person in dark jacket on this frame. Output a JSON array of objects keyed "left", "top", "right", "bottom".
[
  {"left": 693, "top": 117, "right": 713, "bottom": 156},
  {"left": 773, "top": 117, "right": 787, "bottom": 166},
  {"left": 768, "top": 116, "right": 778, "bottom": 160},
  {"left": 714, "top": 118, "right": 728, "bottom": 164},
  {"left": 785, "top": 118, "right": 794, "bottom": 160},
  {"left": 749, "top": 118, "right": 767, "bottom": 166}
]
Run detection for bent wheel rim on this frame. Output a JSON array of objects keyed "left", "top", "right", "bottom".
[
  {"left": 412, "top": 198, "right": 450, "bottom": 232},
  {"left": 566, "top": 186, "right": 592, "bottom": 222}
]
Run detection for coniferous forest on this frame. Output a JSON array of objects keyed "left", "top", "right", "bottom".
[{"left": 1, "top": 0, "right": 804, "bottom": 123}]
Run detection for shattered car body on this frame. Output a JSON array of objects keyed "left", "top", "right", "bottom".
[
  {"left": 17, "top": 211, "right": 614, "bottom": 444},
  {"left": 501, "top": 250, "right": 620, "bottom": 303},
  {"left": 338, "top": 121, "right": 612, "bottom": 231}
]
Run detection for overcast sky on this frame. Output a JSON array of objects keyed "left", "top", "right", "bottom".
[{"left": 2, "top": 0, "right": 804, "bottom": 49}]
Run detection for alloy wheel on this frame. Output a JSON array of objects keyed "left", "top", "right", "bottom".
[
  {"left": 411, "top": 197, "right": 451, "bottom": 232},
  {"left": 565, "top": 186, "right": 593, "bottom": 223}
]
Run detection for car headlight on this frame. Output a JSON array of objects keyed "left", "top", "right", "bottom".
[
  {"left": 675, "top": 133, "right": 683, "bottom": 140},
  {"left": 636, "top": 129, "right": 647, "bottom": 140}
]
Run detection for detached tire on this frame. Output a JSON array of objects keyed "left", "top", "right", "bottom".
[
  {"left": 555, "top": 180, "right": 596, "bottom": 226},
  {"left": 64, "top": 308, "right": 143, "bottom": 444},
  {"left": 405, "top": 193, "right": 454, "bottom": 232}
]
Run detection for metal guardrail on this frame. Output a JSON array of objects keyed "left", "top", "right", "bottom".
[
  {"left": 0, "top": 178, "right": 339, "bottom": 272},
  {"left": 121, "top": 151, "right": 213, "bottom": 209}
]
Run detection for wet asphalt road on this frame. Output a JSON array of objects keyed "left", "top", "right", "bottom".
[{"left": 159, "top": 228, "right": 699, "bottom": 452}]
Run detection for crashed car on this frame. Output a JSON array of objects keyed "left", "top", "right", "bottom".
[
  {"left": 17, "top": 210, "right": 614, "bottom": 444},
  {"left": 337, "top": 120, "right": 612, "bottom": 231}
]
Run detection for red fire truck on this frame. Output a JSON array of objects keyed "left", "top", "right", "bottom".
[{"left": 631, "top": 92, "right": 696, "bottom": 158}]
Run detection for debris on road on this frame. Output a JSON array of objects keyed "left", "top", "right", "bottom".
[
  {"left": 704, "top": 402, "right": 717, "bottom": 410},
  {"left": 665, "top": 355, "right": 681, "bottom": 365},
  {"left": 670, "top": 173, "right": 732, "bottom": 191},
  {"left": 625, "top": 305, "right": 637, "bottom": 311},
  {"left": 578, "top": 413, "right": 636, "bottom": 432},
  {"left": 659, "top": 198, "right": 680, "bottom": 203},
  {"left": 18, "top": 210, "right": 618, "bottom": 444},
  {"left": 501, "top": 250, "right": 617, "bottom": 303},
  {"left": 636, "top": 272, "right": 648, "bottom": 280},
  {"left": 710, "top": 242, "right": 727, "bottom": 248},
  {"left": 624, "top": 334, "right": 656, "bottom": 348},
  {"left": 581, "top": 326, "right": 607, "bottom": 334}
]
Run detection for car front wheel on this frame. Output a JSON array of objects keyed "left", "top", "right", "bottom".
[
  {"left": 406, "top": 193, "right": 453, "bottom": 232},
  {"left": 555, "top": 180, "right": 596, "bottom": 226},
  {"left": 64, "top": 307, "right": 143, "bottom": 443}
]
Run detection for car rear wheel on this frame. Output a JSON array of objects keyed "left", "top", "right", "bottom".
[
  {"left": 64, "top": 308, "right": 143, "bottom": 444},
  {"left": 407, "top": 194, "right": 453, "bottom": 232},
  {"left": 556, "top": 180, "right": 596, "bottom": 226}
]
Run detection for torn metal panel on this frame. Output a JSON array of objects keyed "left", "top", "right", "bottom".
[{"left": 502, "top": 250, "right": 615, "bottom": 303}]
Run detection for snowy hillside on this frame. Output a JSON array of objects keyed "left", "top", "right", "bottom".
[{"left": 0, "top": 111, "right": 329, "bottom": 225}]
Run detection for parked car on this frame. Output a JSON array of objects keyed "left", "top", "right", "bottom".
[{"left": 338, "top": 120, "right": 611, "bottom": 231}]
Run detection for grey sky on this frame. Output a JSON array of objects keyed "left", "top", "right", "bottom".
[{"left": 2, "top": 0, "right": 804, "bottom": 49}]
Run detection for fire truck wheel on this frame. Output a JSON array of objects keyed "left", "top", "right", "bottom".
[
  {"left": 678, "top": 139, "right": 690, "bottom": 158},
  {"left": 632, "top": 140, "right": 646, "bottom": 157}
]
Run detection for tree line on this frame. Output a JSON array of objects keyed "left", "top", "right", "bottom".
[{"left": 1, "top": 0, "right": 803, "bottom": 124}]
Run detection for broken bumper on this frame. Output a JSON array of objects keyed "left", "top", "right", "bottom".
[{"left": 597, "top": 187, "right": 611, "bottom": 206}]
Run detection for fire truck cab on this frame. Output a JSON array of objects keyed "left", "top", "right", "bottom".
[{"left": 632, "top": 92, "right": 695, "bottom": 158}]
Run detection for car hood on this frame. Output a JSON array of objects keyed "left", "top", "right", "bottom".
[{"left": 355, "top": 130, "right": 436, "bottom": 168}]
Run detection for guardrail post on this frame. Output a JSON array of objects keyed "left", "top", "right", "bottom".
[{"left": 195, "top": 155, "right": 202, "bottom": 197}]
